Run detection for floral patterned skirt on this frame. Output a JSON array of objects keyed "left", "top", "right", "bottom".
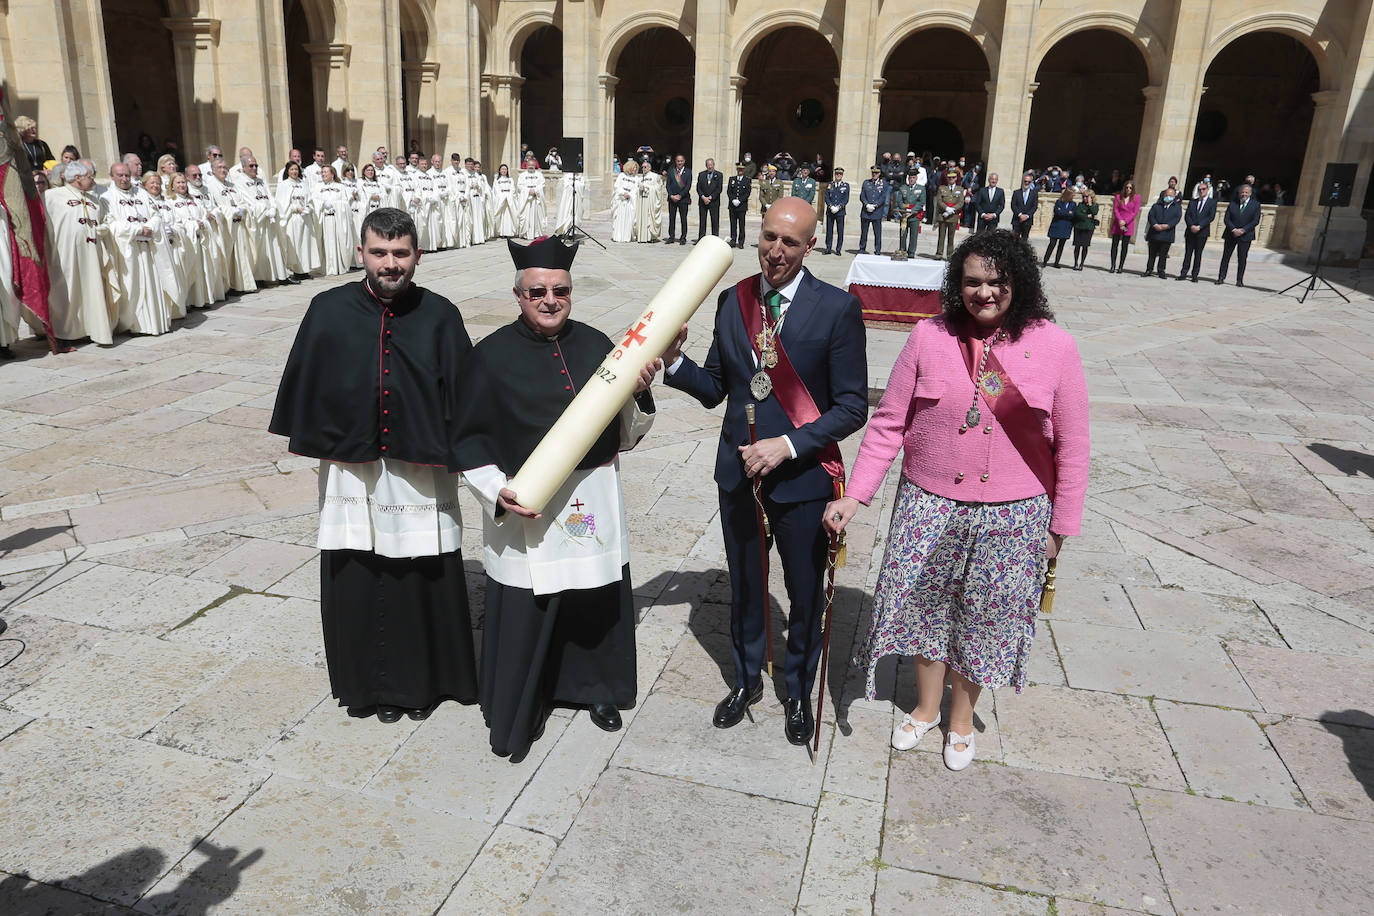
[{"left": 861, "top": 479, "right": 1051, "bottom": 698}]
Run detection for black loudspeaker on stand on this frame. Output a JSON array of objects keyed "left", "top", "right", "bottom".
[
  {"left": 1279, "top": 162, "right": 1354, "bottom": 304},
  {"left": 557, "top": 136, "right": 606, "bottom": 250}
]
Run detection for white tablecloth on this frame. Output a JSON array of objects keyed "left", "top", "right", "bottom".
[{"left": 843, "top": 254, "right": 946, "bottom": 291}]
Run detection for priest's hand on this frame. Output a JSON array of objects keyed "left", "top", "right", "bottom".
[
  {"left": 738, "top": 437, "right": 790, "bottom": 478},
  {"left": 660, "top": 324, "right": 689, "bottom": 368},
  {"left": 824, "top": 496, "right": 860, "bottom": 535},
  {"left": 635, "top": 360, "right": 659, "bottom": 393},
  {"left": 497, "top": 488, "right": 541, "bottom": 519}
]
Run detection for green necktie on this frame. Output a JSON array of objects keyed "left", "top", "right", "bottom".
[{"left": 764, "top": 289, "right": 782, "bottom": 324}]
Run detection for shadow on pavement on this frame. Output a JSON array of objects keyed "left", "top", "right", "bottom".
[
  {"left": 1308, "top": 443, "right": 1374, "bottom": 478},
  {"left": 1322, "top": 709, "right": 1374, "bottom": 804},
  {"left": 0, "top": 839, "right": 264, "bottom": 915}
]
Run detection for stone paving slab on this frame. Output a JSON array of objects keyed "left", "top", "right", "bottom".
[
  {"left": 438, "top": 823, "right": 558, "bottom": 915},
  {"left": 1225, "top": 641, "right": 1374, "bottom": 725},
  {"left": 1054, "top": 620, "right": 1260, "bottom": 708},
  {"left": 0, "top": 719, "right": 265, "bottom": 906},
  {"left": 874, "top": 870, "right": 1048, "bottom": 915},
  {"left": 523, "top": 767, "right": 813, "bottom": 915},
  {"left": 1153, "top": 700, "right": 1306, "bottom": 809},
  {"left": 1265, "top": 716, "right": 1374, "bottom": 821},
  {"left": 135, "top": 776, "right": 489, "bottom": 916},
  {"left": 1136, "top": 787, "right": 1374, "bottom": 914},
  {"left": 796, "top": 792, "right": 884, "bottom": 915},
  {"left": 883, "top": 753, "right": 1169, "bottom": 913}
]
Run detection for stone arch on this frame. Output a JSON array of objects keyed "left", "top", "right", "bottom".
[
  {"left": 519, "top": 24, "right": 563, "bottom": 163},
  {"left": 493, "top": 9, "right": 557, "bottom": 75},
  {"left": 879, "top": 27, "right": 994, "bottom": 163},
  {"left": 601, "top": 14, "right": 694, "bottom": 75},
  {"left": 399, "top": 0, "right": 434, "bottom": 61},
  {"left": 1031, "top": 13, "right": 1166, "bottom": 87},
  {"left": 611, "top": 27, "right": 696, "bottom": 161},
  {"left": 738, "top": 26, "right": 841, "bottom": 168},
  {"left": 731, "top": 11, "right": 841, "bottom": 75},
  {"left": 103, "top": 0, "right": 183, "bottom": 159},
  {"left": 1206, "top": 13, "right": 1341, "bottom": 91},
  {"left": 289, "top": 0, "right": 337, "bottom": 43},
  {"left": 875, "top": 12, "right": 1000, "bottom": 81},
  {"left": 1025, "top": 28, "right": 1151, "bottom": 178}
]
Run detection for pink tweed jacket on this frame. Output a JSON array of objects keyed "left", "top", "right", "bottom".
[{"left": 847, "top": 315, "right": 1090, "bottom": 535}]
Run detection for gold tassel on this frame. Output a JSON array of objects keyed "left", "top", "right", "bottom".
[{"left": 1039, "top": 557, "right": 1057, "bottom": 614}]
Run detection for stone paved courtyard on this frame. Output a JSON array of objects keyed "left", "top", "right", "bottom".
[{"left": 1, "top": 210, "right": 1372, "bottom": 915}]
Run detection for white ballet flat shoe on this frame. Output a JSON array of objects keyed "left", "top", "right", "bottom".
[
  {"left": 891, "top": 712, "right": 940, "bottom": 751},
  {"left": 943, "top": 730, "right": 975, "bottom": 771}
]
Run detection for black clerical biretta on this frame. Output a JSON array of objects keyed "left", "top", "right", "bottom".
[{"left": 507, "top": 235, "right": 578, "bottom": 271}]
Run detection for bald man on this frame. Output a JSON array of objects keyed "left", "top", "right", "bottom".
[{"left": 661, "top": 197, "right": 868, "bottom": 746}]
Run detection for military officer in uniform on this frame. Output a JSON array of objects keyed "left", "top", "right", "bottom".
[
  {"left": 822, "top": 168, "right": 848, "bottom": 255},
  {"left": 892, "top": 170, "right": 926, "bottom": 257},
  {"left": 933, "top": 168, "right": 965, "bottom": 259},
  {"left": 791, "top": 166, "right": 817, "bottom": 206},
  {"left": 758, "top": 165, "right": 783, "bottom": 218},
  {"left": 858, "top": 166, "right": 888, "bottom": 255},
  {"left": 727, "top": 162, "right": 752, "bottom": 249}
]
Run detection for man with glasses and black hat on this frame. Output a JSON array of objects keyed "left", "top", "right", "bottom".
[{"left": 455, "top": 236, "right": 659, "bottom": 760}]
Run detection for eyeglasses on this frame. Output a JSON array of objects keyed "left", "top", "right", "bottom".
[{"left": 519, "top": 286, "right": 572, "bottom": 301}]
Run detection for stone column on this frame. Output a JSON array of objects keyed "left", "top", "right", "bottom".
[
  {"left": 599, "top": 74, "right": 619, "bottom": 173},
  {"left": 863, "top": 78, "right": 885, "bottom": 168},
  {"left": 161, "top": 17, "right": 221, "bottom": 162},
  {"left": 725, "top": 76, "right": 747, "bottom": 166},
  {"left": 560, "top": 0, "right": 603, "bottom": 174},
  {"left": 342, "top": 0, "right": 402, "bottom": 157},
  {"left": 834, "top": 0, "right": 879, "bottom": 173},
  {"left": 304, "top": 42, "right": 352, "bottom": 154},
  {"left": 984, "top": 0, "right": 1036, "bottom": 189},
  {"left": 1137, "top": 0, "right": 1208, "bottom": 203},
  {"left": 213, "top": 0, "right": 291, "bottom": 168},
  {"left": 402, "top": 61, "right": 441, "bottom": 155},
  {"left": 483, "top": 74, "right": 524, "bottom": 170},
  {"left": 433, "top": 0, "right": 475, "bottom": 156},
  {"left": 5, "top": 0, "right": 118, "bottom": 165},
  {"left": 691, "top": 0, "right": 729, "bottom": 162}
]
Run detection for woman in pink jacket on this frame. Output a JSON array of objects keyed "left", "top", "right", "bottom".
[
  {"left": 1108, "top": 180, "right": 1140, "bottom": 273},
  {"left": 825, "top": 229, "right": 1089, "bottom": 771}
]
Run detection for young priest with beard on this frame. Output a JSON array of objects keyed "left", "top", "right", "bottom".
[{"left": 270, "top": 207, "right": 477, "bottom": 724}]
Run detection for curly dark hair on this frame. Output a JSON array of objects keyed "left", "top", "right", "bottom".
[{"left": 939, "top": 229, "right": 1054, "bottom": 340}]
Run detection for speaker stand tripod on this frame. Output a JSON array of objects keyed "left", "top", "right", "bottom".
[
  {"left": 1279, "top": 201, "right": 1350, "bottom": 304},
  {"left": 559, "top": 173, "right": 606, "bottom": 250}
]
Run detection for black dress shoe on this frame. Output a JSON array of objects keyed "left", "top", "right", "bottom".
[
  {"left": 406, "top": 703, "right": 439, "bottom": 721},
  {"left": 821, "top": 248, "right": 832, "bottom": 255},
  {"left": 376, "top": 705, "right": 405, "bottom": 724},
  {"left": 713, "top": 683, "right": 764, "bottom": 729},
  {"left": 1236, "top": 280, "right": 1244, "bottom": 287},
  {"left": 589, "top": 703, "right": 622, "bottom": 732},
  {"left": 0, "top": 617, "right": 7, "bottom": 636},
  {"left": 1190, "top": 276, "right": 1198, "bottom": 282},
  {"left": 1214, "top": 278, "right": 1224, "bottom": 285},
  {"left": 783, "top": 697, "right": 814, "bottom": 746},
  {"left": 346, "top": 704, "right": 376, "bottom": 718}
]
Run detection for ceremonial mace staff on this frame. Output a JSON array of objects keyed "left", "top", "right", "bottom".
[
  {"left": 745, "top": 403, "right": 774, "bottom": 678},
  {"left": 813, "top": 482, "right": 846, "bottom": 756}
]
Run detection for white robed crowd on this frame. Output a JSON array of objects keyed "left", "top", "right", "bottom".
[{"left": 8, "top": 148, "right": 574, "bottom": 348}]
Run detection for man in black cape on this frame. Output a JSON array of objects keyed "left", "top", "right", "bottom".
[
  {"left": 455, "top": 236, "right": 657, "bottom": 760},
  {"left": 270, "top": 207, "right": 477, "bottom": 723}
]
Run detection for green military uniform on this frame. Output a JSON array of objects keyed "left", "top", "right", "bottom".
[
  {"left": 892, "top": 182, "right": 926, "bottom": 256},
  {"left": 933, "top": 177, "right": 965, "bottom": 259},
  {"left": 758, "top": 171, "right": 783, "bottom": 215},
  {"left": 791, "top": 175, "right": 817, "bottom": 204}
]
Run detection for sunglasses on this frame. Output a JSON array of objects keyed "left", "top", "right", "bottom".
[{"left": 520, "top": 286, "right": 572, "bottom": 301}]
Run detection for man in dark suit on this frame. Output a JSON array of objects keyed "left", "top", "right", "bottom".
[
  {"left": 696, "top": 158, "right": 723, "bottom": 240},
  {"left": 727, "top": 162, "right": 752, "bottom": 248},
  {"left": 1216, "top": 183, "right": 1260, "bottom": 287},
  {"left": 1009, "top": 172, "right": 1037, "bottom": 239},
  {"left": 664, "top": 154, "right": 692, "bottom": 244},
  {"left": 1177, "top": 182, "right": 1216, "bottom": 282},
  {"left": 974, "top": 173, "right": 1005, "bottom": 232},
  {"left": 661, "top": 197, "right": 867, "bottom": 746}
]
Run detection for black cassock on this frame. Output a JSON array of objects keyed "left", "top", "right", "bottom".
[
  {"left": 270, "top": 280, "right": 477, "bottom": 711},
  {"left": 455, "top": 318, "right": 652, "bottom": 758}
]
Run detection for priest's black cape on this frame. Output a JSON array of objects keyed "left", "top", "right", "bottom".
[
  {"left": 270, "top": 280, "right": 478, "bottom": 711},
  {"left": 455, "top": 317, "right": 652, "bottom": 759}
]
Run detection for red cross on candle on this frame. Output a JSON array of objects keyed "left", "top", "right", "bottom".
[
  {"left": 622, "top": 322, "right": 648, "bottom": 348},
  {"left": 572, "top": 499, "right": 585, "bottom": 511}
]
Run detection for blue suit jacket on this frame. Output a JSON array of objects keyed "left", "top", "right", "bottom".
[
  {"left": 1184, "top": 196, "right": 1216, "bottom": 230},
  {"left": 666, "top": 270, "right": 869, "bottom": 501},
  {"left": 667, "top": 167, "right": 693, "bottom": 202}
]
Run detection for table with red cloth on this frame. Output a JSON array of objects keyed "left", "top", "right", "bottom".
[{"left": 843, "top": 255, "right": 946, "bottom": 324}]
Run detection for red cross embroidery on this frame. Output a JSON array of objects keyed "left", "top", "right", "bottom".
[
  {"left": 572, "top": 499, "right": 585, "bottom": 510},
  {"left": 622, "top": 322, "right": 648, "bottom": 348}
]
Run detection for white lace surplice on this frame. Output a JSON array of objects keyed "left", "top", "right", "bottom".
[{"left": 318, "top": 458, "right": 463, "bottom": 559}]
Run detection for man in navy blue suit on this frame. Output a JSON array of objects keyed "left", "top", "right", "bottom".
[
  {"left": 661, "top": 197, "right": 868, "bottom": 746},
  {"left": 1216, "top": 183, "right": 1260, "bottom": 287},
  {"left": 665, "top": 154, "right": 692, "bottom": 245},
  {"left": 696, "top": 158, "right": 723, "bottom": 240},
  {"left": 1177, "top": 181, "right": 1216, "bottom": 282}
]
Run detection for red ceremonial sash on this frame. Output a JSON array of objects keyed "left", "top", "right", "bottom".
[
  {"left": 736, "top": 276, "right": 845, "bottom": 490},
  {"left": 960, "top": 334, "right": 1056, "bottom": 496},
  {"left": 0, "top": 161, "right": 52, "bottom": 336}
]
